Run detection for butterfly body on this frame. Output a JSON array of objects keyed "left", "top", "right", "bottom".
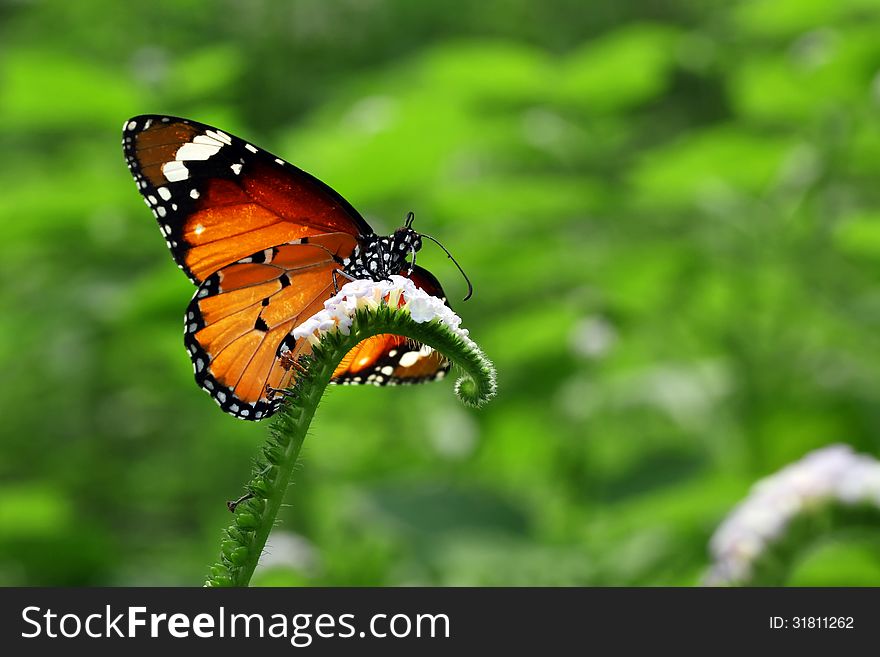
[
  {"left": 123, "top": 115, "right": 450, "bottom": 420},
  {"left": 343, "top": 227, "right": 423, "bottom": 283}
]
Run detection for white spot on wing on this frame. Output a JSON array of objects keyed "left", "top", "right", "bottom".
[
  {"left": 190, "top": 188, "right": 200, "bottom": 199},
  {"left": 205, "top": 129, "right": 232, "bottom": 145},
  {"left": 230, "top": 163, "right": 243, "bottom": 175},
  {"left": 177, "top": 141, "right": 221, "bottom": 161},
  {"left": 245, "top": 143, "right": 258, "bottom": 153},
  {"left": 398, "top": 351, "right": 422, "bottom": 368},
  {"left": 193, "top": 134, "right": 224, "bottom": 147},
  {"left": 157, "top": 186, "right": 172, "bottom": 201},
  {"left": 194, "top": 223, "right": 205, "bottom": 236},
  {"left": 162, "top": 160, "right": 189, "bottom": 182}
]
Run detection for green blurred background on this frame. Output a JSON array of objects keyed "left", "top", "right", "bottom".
[{"left": 3, "top": 0, "right": 880, "bottom": 586}]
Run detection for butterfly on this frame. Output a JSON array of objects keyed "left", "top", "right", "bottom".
[{"left": 122, "top": 115, "right": 469, "bottom": 420}]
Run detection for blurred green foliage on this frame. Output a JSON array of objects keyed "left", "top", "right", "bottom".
[{"left": 2, "top": 0, "right": 880, "bottom": 586}]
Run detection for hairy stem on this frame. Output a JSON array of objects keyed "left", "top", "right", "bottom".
[{"left": 204, "top": 305, "right": 496, "bottom": 587}]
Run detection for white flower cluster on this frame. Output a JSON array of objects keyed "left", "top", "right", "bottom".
[
  {"left": 705, "top": 444, "right": 880, "bottom": 585},
  {"left": 292, "top": 275, "right": 469, "bottom": 345}
]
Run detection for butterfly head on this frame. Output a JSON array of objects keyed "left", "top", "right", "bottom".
[
  {"left": 381, "top": 223, "right": 422, "bottom": 277},
  {"left": 391, "top": 211, "right": 424, "bottom": 272},
  {"left": 391, "top": 227, "right": 422, "bottom": 256}
]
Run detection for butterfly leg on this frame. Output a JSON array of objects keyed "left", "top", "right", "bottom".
[
  {"left": 377, "top": 240, "right": 397, "bottom": 283},
  {"left": 278, "top": 349, "right": 311, "bottom": 375},
  {"left": 227, "top": 492, "right": 253, "bottom": 513},
  {"left": 332, "top": 267, "right": 357, "bottom": 293},
  {"left": 266, "top": 385, "right": 297, "bottom": 399},
  {"left": 376, "top": 240, "right": 388, "bottom": 279},
  {"left": 267, "top": 352, "right": 308, "bottom": 400}
]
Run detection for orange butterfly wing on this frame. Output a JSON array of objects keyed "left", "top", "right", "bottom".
[
  {"left": 185, "top": 233, "right": 357, "bottom": 418},
  {"left": 122, "top": 115, "right": 371, "bottom": 284},
  {"left": 331, "top": 266, "right": 452, "bottom": 387}
]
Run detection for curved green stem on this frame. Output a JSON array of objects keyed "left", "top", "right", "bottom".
[{"left": 204, "top": 305, "right": 496, "bottom": 587}]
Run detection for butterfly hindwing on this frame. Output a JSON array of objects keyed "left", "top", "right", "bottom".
[
  {"left": 122, "top": 115, "right": 371, "bottom": 284},
  {"left": 330, "top": 265, "right": 452, "bottom": 387},
  {"left": 184, "top": 233, "right": 359, "bottom": 419},
  {"left": 331, "top": 335, "right": 450, "bottom": 386}
]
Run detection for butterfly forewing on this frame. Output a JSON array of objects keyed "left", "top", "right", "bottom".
[{"left": 122, "top": 115, "right": 371, "bottom": 283}]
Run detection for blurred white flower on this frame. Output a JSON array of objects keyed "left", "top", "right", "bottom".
[
  {"left": 255, "top": 531, "right": 318, "bottom": 575},
  {"left": 569, "top": 315, "right": 617, "bottom": 359},
  {"left": 624, "top": 360, "right": 731, "bottom": 429},
  {"left": 344, "top": 95, "right": 398, "bottom": 135},
  {"left": 292, "top": 274, "right": 469, "bottom": 345},
  {"left": 705, "top": 444, "right": 880, "bottom": 586},
  {"left": 428, "top": 406, "right": 479, "bottom": 459}
]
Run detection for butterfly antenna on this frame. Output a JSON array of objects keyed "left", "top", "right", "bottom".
[
  {"left": 405, "top": 211, "right": 415, "bottom": 228},
  {"left": 420, "top": 233, "right": 474, "bottom": 301}
]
